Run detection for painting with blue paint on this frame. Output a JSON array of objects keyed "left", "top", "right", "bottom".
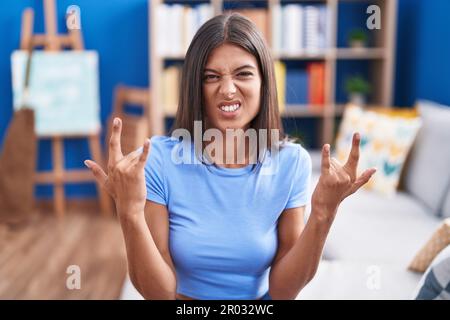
[{"left": 11, "top": 51, "right": 101, "bottom": 136}]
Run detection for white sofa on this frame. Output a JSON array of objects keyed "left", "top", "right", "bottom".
[
  {"left": 120, "top": 100, "right": 450, "bottom": 300},
  {"left": 298, "top": 100, "right": 450, "bottom": 299}
]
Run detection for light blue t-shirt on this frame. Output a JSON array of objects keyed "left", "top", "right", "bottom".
[{"left": 144, "top": 135, "right": 312, "bottom": 300}]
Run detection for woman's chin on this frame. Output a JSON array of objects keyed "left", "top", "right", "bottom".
[
  {"left": 220, "top": 123, "right": 250, "bottom": 132},
  {"left": 206, "top": 115, "right": 253, "bottom": 133}
]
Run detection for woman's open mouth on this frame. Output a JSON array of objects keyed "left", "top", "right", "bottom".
[{"left": 218, "top": 102, "right": 241, "bottom": 117}]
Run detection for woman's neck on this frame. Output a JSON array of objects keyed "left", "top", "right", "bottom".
[{"left": 203, "top": 127, "right": 256, "bottom": 168}]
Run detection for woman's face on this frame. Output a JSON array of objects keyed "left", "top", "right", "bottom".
[{"left": 202, "top": 43, "right": 262, "bottom": 132}]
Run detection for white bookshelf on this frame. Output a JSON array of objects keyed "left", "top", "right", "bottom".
[{"left": 148, "top": 0, "right": 397, "bottom": 145}]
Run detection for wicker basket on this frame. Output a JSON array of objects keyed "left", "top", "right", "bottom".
[{"left": 0, "top": 108, "right": 37, "bottom": 224}]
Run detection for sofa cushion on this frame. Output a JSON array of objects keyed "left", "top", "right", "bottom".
[
  {"left": 404, "top": 100, "right": 450, "bottom": 216},
  {"left": 335, "top": 105, "right": 421, "bottom": 197},
  {"left": 308, "top": 172, "right": 442, "bottom": 266},
  {"left": 442, "top": 186, "right": 450, "bottom": 218},
  {"left": 409, "top": 218, "right": 450, "bottom": 272},
  {"left": 414, "top": 245, "right": 450, "bottom": 300},
  {"left": 120, "top": 274, "right": 144, "bottom": 300},
  {"left": 297, "top": 260, "right": 422, "bottom": 300}
]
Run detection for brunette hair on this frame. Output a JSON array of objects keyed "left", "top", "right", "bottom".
[{"left": 170, "top": 13, "right": 287, "bottom": 160}]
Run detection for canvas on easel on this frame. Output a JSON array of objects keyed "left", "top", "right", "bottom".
[
  {"left": 11, "top": 51, "right": 101, "bottom": 136},
  {"left": 15, "top": 0, "right": 112, "bottom": 218}
]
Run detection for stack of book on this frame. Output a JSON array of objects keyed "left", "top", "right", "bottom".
[
  {"left": 156, "top": 3, "right": 213, "bottom": 57},
  {"left": 274, "top": 61, "right": 325, "bottom": 113},
  {"left": 271, "top": 4, "right": 330, "bottom": 55}
]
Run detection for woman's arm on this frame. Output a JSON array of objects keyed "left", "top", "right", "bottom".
[
  {"left": 120, "top": 201, "right": 177, "bottom": 300},
  {"left": 269, "top": 133, "right": 377, "bottom": 299},
  {"left": 85, "top": 117, "right": 177, "bottom": 300},
  {"left": 268, "top": 206, "right": 334, "bottom": 300}
]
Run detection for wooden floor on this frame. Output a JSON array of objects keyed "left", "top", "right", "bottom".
[{"left": 0, "top": 207, "right": 127, "bottom": 299}]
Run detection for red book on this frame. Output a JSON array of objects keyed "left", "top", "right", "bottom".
[
  {"left": 307, "top": 63, "right": 315, "bottom": 104},
  {"left": 316, "top": 63, "right": 325, "bottom": 105},
  {"left": 307, "top": 63, "right": 325, "bottom": 106}
]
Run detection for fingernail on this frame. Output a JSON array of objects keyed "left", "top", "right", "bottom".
[
  {"left": 355, "top": 132, "right": 360, "bottom": 140},
  {"left": 84, "top": 160, "right": 90, "bottom": 168},
  {"left": 114, "top": 118, "right": 119, "bottom": 126}
]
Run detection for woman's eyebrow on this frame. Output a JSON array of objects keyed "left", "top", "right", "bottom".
[
  {"left": 203, "top": 68, "right": 220, "bottom": 73},
  {"left": 233, "top": 64, "right": 256, "bottom": 72},
  {"left": 203, "top": 64, "right": 256, "bottom": 73}
]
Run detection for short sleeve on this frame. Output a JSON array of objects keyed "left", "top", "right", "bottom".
[
  {"left": 285, "top": 146, "right": 312, "bottom": 209},
  {"left": 144, "top": 136, "right": 168, "bottom": 205}
]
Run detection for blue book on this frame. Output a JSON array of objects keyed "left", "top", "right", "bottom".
[{"left": 285, "top": 68, "right": 308, "bottom": 105}]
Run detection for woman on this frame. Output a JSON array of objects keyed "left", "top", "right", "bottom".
[{"left": 84, "top": 13, "right": 376, "bottom": 300}]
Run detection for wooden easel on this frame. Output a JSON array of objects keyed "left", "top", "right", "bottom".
[{"left": 20, "top": 0, "right": 113, "bottom": 218}]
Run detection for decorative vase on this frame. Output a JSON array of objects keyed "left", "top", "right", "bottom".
[
  {"left": 349, "top": 93, "right": 366, "bottom": 106},
  {"left": 350, "top": 40, "right": 366, "bottom": 49}
]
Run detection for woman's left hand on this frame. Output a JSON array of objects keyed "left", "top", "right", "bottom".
[{"left": 311, "top": 132, "right": 377, "bottom": 222}]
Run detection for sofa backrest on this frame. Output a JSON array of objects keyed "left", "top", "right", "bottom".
[
  {"left": 403, "top": 100, "right": 450, "bottom": 217},
  {"left": 442, "top": 185, "right": 450, "bottom": 218}
]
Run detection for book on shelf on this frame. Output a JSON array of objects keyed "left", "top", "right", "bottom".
[
  {"left": 286, "top": 68, "right": 308, "bottom": 107},
  {"left": 272, "top": 3, "right": 329, "bottom": 56},
  {"left": 271, "top": 4, "right": 282, "bottom": 54},
  {"left": 161, "top": 65, "right": 181, "bottom": 116},
  {"left": 275, "top": 61, "right": 326, "bottom": 111},
  {"left": 304, "top": 6, "right": 320, "bottom": 53},
  {"left": 274, "top": 60, "right": 286, "bottom": 113},
  {"left": 156, "top": 3, "right": 213, "bottom": 57},
  {"left": 282, "top": 4, "right": 303, "bottom": 55},
  {"left": 307, "top": 63, "right": 325, "bottom": 106}
]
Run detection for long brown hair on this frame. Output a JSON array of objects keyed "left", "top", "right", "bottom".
[{"left": 170, "top": 13, "right": 286, "bottom": 159}]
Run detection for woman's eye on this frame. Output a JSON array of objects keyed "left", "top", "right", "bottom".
[
  {"left": 237, "top": 72, "right": 253, "bottom": 78},
  {"left": 204, "top": 74, "right": 219, "bottom": 81}
]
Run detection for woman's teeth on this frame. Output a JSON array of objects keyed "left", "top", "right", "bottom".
[{"left": 220, "top": 104, "right": 240, "bottom": 112}]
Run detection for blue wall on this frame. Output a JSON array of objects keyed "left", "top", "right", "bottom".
[
  {"left": 0, "top": 0, "right": 449, "bottom": 198},
  {"left": 395, "top": 0, "right": 450, "bottom": 106},
  {"left": 0, "top": 0, "right": 148, "bottom": 198}
]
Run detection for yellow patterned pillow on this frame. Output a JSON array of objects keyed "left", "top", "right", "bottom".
[
  {"left": 368, "top": 106, "right": 419, "bottom": 118},
  {"left": 335, "top": 105, "right": 422, "bottom": 196},
  {"left": 408, "top": 218, "right": 450, "bottom": 273}
]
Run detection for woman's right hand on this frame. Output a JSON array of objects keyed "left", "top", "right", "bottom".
[{"left": 84, "top": 117, "right": 150, "bottom": 219}]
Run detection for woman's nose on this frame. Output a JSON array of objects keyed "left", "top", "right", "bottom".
[{"left": 219, "top": 77, "right": 236, "bottom": 98}]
